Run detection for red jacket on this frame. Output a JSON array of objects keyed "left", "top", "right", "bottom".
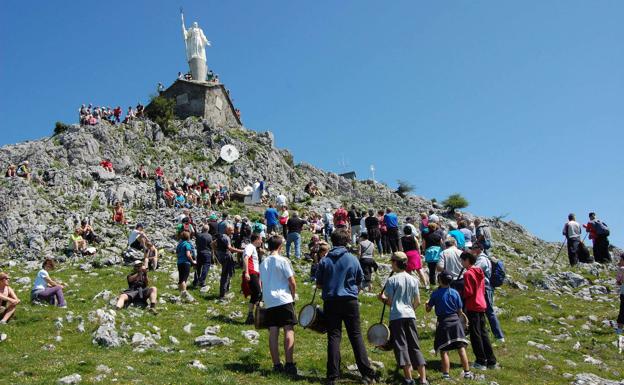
[
  {"left": 462, "top": 266, "right": 487, "bottom": 312},
  {"left": 333, "top": 208, "right": 348, "bottom": 226},
  {"left": 583, "top": 222, "right": 596, "bottom": 240}
]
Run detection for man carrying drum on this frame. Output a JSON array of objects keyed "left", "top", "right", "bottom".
[
  {"left": 315, "top": 228, "right": 378, "bottom": 385},
  {"left": 378, "top": 252, "right": 428, "bottom": 385}
]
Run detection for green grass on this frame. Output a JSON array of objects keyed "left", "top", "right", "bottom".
[{"left": 1, "top": 241, "right": 622, "bottom": 384}]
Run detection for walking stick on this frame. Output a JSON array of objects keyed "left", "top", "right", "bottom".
[{"left": 551, "top": 238, "right": 567, "bottom": 269}]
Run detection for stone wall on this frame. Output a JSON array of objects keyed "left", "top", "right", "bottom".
[{"left": 155, "top": 80, "right": 241, "bottom": 130}]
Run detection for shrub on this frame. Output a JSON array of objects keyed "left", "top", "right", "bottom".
[
  {"left": 396, "top": 180, "right": 415, "bottom": 198},
  {"left": 442, "top": 193, "right": 469, "bottom": 212},
  {"left": 283, "top": 153, "right": 294, "bottom": 167},
  {"left": 54, "top": 121, "right": 70, "bottom": 135},
  {"left": 146, "top": 96, "right": 177, "bottom": 137}
]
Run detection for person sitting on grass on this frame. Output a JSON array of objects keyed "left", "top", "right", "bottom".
[
  {"left": 80, "top": 219, "right": 101, "bottom": 244},
  {"left": 31, "top": 258, "right": 67, "bottom": 308},
  {"left": 112, "top": 202, "right": 127, "bottom": 224},
  {"left": 426, "top": 271, "right": 473, "bottom": 380},
  {"left": 115, "top": 261, "right": 158, "bottom": 314},
  {"left": 378, "top": 252, "right": 428, "bottom": 385},
  {"left": 128, "top": 223, "right": 149, "bottom": 251},
  {"left": 143, "top": 241, "right": 159, "bottom": 270},
  {"left": 16, "top": 161, "right": 31, "bottom": 180},
  {"left": 259, "top": 235, "right": 298, "bottom": 375},
  {"left": 69, "top": 227, "right": 87, "bottom": 254},
  {"left": 5, "top": 164, "right": 16, "bottom": 177},
  {"left": 136, "top": 164, "right": 148, "bottom": 179},
  {"left": 0, "top": 272, "right": 20, "bottom": 324}
]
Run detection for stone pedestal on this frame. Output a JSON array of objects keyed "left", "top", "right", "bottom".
[
  {"left": 148, "top": 80, "right": 241, "bottom": 129},
  {"left": 189, "top": 57, "right": 207, "bottom": 82}
]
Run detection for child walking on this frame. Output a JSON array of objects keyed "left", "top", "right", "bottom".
[
  {"left": 616, "top": 253, "right": 624, "bottom": 335},
  {"left": 459, "top": 251, "right": 498, "bottom": 370},
  {"left": 426, "top": 271, "right": 473, "bottom": 380},
  {"left": 378, "top": 252, "right": 428, "bottom": 385}
]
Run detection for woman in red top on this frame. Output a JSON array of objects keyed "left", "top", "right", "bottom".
[
  {"left": 112, "top": 202, "right": 127, "bottom": 224},
  {"left": 460, "top": 252, "right": 497, "bottom": 370}
]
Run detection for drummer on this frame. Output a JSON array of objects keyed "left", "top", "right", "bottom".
[
  {"left": 315, "top": 228, "right": 378, "bottom": 385},
  {"left": 259, "top": 235, "right": 298, "bottom": 376},
  {"left": 378, "top": 252, "right": 428, "bottom": 385}
]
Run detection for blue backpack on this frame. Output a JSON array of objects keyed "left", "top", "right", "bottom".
[{"left": 490, "top": 258, "right": 506, "bottom": 288}]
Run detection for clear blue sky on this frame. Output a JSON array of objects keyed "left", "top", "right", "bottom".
[{"left": 1, "top": 1, "right": 623, "bottom": 248}]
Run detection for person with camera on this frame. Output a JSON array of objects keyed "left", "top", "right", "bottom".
[{"left": 115, "top": 260, "right": 158, "bottom": 314}]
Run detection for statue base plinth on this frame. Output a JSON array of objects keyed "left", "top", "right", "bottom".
[{"left": 189, "top": 58, "right": 207, "bottom": 82}]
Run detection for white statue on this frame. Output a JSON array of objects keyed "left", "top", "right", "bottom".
[{"left": 181, "top": 10, "right": 210, "bottom": 82}]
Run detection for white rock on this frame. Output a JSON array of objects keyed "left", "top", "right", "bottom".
[
  {"left": 0, "top": 333, "right": 7, "bottom": 342},
  {"left": 188, "top": 360, "right": 207, "bottom": 370},
  {"left": 241, "top": 330, "right": 260, "bottom": 343},
  {"left": 169, "top": 336, "right": 180, "bottom": 345},
  {"left": 183, "top": 323, "right": 194, "bottom": 334},
  {"left": 516, "top": 315, "right": 533, "bottom": 323},
  {"left": 15, "top": 277, "right": 31, "bottom": 285},
  {"left": 57, "top": 373, "right": 82, "bottom": 384},
  {"left": 204, "top": 325, "right": 221, "bottom": 335},
  {"left": 96, "top": 365, "right": 112, "bottom": 374},
  {"left": 582, "top": 355, "right": 603, "bottom": 366},
  {"left": 194, "top": 335, "right": 234, "bottom": 347},
  {"left": 527, "top": 340, "right": 551, "bottom": 351}
]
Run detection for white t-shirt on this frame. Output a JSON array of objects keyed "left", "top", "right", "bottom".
[
  {"left": 33, "top": 269, "right": 49, "bottom": 291},
  {"left": 276, "top": 194, "right": 287, "bottom": 207},
  {"left": 244, "top": 244, "right": 259, "bottom": 274},
  {"left": 260, "top": 254, "right": 294, "bottom": 309}
]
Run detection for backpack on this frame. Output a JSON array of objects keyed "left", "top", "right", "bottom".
[
  {"left": 490, "top": 258, "right": 506, "bottom": 288},
  {"left": 577, "top": 241, "right": 593, "bottom": 263},
  {"left": 450, "top": 268, "right": 465, "bottom": 296},
  {"left": 593, "top": 221, "right": 610, "bottom": 237}
]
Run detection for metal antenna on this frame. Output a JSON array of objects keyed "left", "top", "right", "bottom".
[{"left": 370, "top": 164, "right": 376, "bottom": 182}]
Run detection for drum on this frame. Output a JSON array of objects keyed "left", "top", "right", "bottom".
[
  {"left": 367, "top": 322, "right": 391, "bottom": 348},
  {"left": 254, "top": 305, "right": 268, "bottom": 330},
  {"left": 298, "top": 304, "right": 327, "bottom": 334}
]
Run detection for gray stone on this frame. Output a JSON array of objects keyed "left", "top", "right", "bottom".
[
  {"left": 92, "top": 325, "right": 122, "bottom": 348},
  {"left": 188, "top": 360, "right": 207, "bottom": 371},
  {"left": 57, "top": 374, "right": 82, "bottom": 384},
  {"left": 516, "top": 315, "right": 534, "bottom": 323},
  {"left": 572, "top": 373, "right": 624, "bottom": 385},
  {"left": 194, "top": 335, "right": 234, "bottom": 347}
]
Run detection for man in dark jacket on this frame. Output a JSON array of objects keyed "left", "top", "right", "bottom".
[
  {"left": 192, "top": 224, "right": 213, "bottom": 288},
  {"left": 316, "top": 228, "right": 378, "bottom": 385},
  {"left": 155, "top": 175, "right": 165, "bottom": 208}
]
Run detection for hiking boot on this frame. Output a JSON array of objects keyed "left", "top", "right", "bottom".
[
  {"left": 463, "top": 370, "right": 475, "bottom": 379},
  {"left": 284, "top": 362, "right": 298, "bottom": 376},
  {"left": 471, "top": 362, "right": 487, "bottom": 371},
  {"left": 148, "top": 307, "right": 159, "bottom": 315},
  {"left": 403, "top": 379, "right": 416, "bottom": 385},
  {"left": 273, "top": 363, "right": 284, "bottom": 373},
  {"left": 487, "top": 363, "right": 501, "bottom": 370},
  {"left": 244, "top": 312, "right": 254, "bottom": 325}
]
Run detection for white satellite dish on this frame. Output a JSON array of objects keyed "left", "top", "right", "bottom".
[{"left": 220, "top": 144, "right": 240, "bottom": 163}]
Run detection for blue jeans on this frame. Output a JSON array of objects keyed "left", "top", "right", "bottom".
[
  {"left": 192, "top": 261, "right": 211, "bottom": 287},
  {"left": 324, "top": 225, "right": 333, "bottom": 242},
  {"left": 485, "top": 286, "right": 504, "bottom": 339},
  {"left": 286, "top": 232, "right": 301, "bottom": 259}
]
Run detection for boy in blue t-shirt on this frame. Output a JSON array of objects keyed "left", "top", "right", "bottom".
[{"left": 426, "top": 271, "right": 473, "bottom": 380}]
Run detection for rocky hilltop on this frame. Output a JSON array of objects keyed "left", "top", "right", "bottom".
[
  {"left": 1, "top": 118, "right": 623, "bottom": 385},
  {"left": 0, "top": 118, "right": 553, "bottom": 262}
]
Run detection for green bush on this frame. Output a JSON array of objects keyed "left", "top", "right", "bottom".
[
  {"left": 396, "top": 180, "right": 415, "bottom": 198},
  {"left": 442, "top": 193, "right": 469, "bottom": 212},
  {"left": 54, "top": 121, "right": 70, "bottom": 135},
  {"left": 283, "top": 153, "right": 294, "bottom": 167},
  {"left": 147, "top": 96, "right": 177, "bottom": 137}
]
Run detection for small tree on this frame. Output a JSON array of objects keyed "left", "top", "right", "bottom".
[
  {"left": 442, "top": 193, "right": 469, "bottom": 212},
  {"left": 396, "top": 180, "right": 415, "bottom": 198},
  {"left": 54, "top": 121, "right": 70, "bottom": 135},
  {"left": 146, "top": 95, "right": 177, "bottom": 136}
]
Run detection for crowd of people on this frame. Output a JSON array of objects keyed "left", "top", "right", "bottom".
[
  {"left": 78, "top": 103, "right": 145, "bottom": 126},
  {"left": 1, "top": 156, "right": 622, "bottom": 384}
]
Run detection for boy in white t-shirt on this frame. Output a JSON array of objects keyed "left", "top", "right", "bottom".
[
  {"left": 259, "top": 235, "right": 298, "bottom": 375},
  {"left": 244, "top": 234, "right": 263, "bottom": 325}
]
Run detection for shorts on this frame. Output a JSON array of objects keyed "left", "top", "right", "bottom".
[
  {"left": 123, "top": 287, "right": 151, "bottom": 303},
  {"left": 390, "top": 318, "right": 427, "bottom": 368},
  {"left": 249, "top": 274, "right": 262, "bottom": 304},
  {"left": 265, "top": 303, "right": 297, "bottom": 328},
  {"left": 178, "top": 263, "right": 191, "bottom": 284}
]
